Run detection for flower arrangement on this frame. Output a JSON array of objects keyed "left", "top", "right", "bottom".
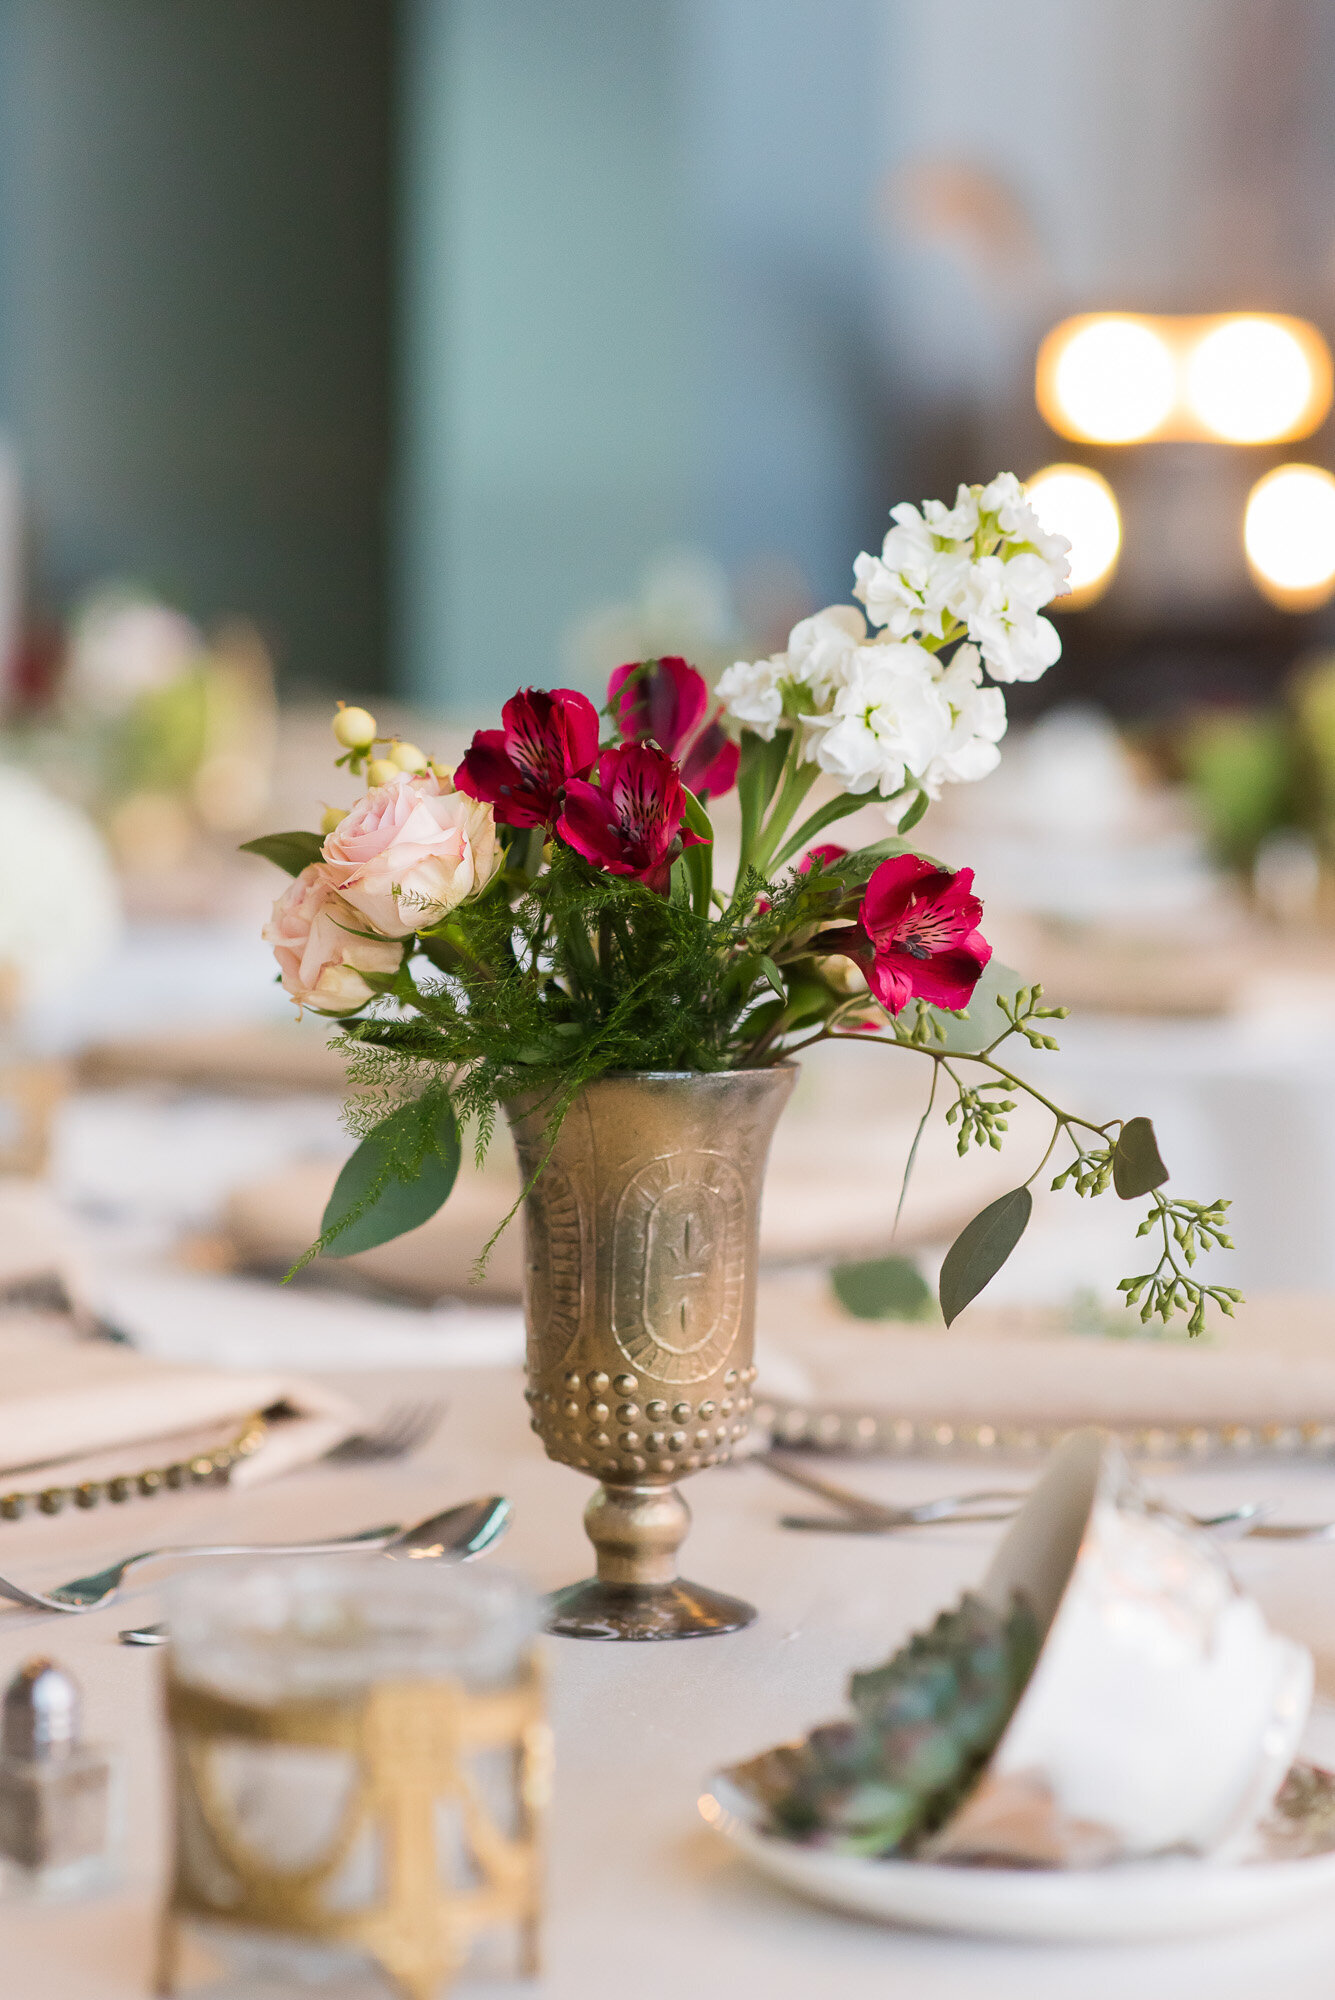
[{"left": 245, "top": 474, "right": 1238, "bottom": 1332}]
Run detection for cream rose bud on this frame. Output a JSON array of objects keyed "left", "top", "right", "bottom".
[
  {"left": 263, "top": 866, "right": 403, "bottom": 1015},
  {"left": 322, "top": 770, "right": 502, "bottom": 936}
]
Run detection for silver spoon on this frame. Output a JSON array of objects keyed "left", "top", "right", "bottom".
[
  {"left": 0, "top": 1496, "right": 511, "bottom": 1619},
  {"left": 116, "top": 1494, "right": 512, "bottom": 1645}
]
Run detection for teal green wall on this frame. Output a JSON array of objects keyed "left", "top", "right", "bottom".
[{"left": 398, "top": 0, "right": 701, "bottom": 714}]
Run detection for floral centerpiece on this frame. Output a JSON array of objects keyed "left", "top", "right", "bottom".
[{"left": 245, "top": 473, "right": 1239, "bottom": 1638}]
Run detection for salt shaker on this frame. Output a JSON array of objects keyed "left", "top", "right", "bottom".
[{"left": 0, "top": 1659, "right": 114, "bottom": 1895}]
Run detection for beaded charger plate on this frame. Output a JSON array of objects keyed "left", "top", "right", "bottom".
[
  {"left": 0, "top": 1412, "right": 266, "bottom": 1521},
  {"left": 699, "top": 1760, "right": 1335, "bottom": 1944},
  {"left": 753, "top": 1397, "right": 1335, "bottom": 1464}
]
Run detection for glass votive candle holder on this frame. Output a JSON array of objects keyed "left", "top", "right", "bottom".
[{"left": 155, "top": 1557, "right": 546, "bottom": 2000}]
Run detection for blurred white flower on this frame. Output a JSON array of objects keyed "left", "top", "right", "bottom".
[
  {"left": 63, "top": 590, "right": 204, "bottom": 719},
  {"left": 0, "top": 766, "right": 121, "bottom": 1009},
  {"left": 806, "top": 641, "right": 950, "bottom": 797},
  {"left": 921, "top": 644, "right": 1007, "bottom": 792}
]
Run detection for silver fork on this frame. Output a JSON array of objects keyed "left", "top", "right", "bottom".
[
  {"left": 755, "top": 1453, "right": 1269, "bottom": 1538},
  {"left": 324, "top": 1399, "right": 447, "bottom": 1465}
]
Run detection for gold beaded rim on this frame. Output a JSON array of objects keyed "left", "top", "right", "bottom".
[
  {"left": 0, "top": 1411, "right": 268, "bottom": 1522},
  {"left": 753, "top": 1401, "right": 1335, "bottom": 1462}
]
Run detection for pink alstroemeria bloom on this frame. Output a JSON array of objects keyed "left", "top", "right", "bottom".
[
  {"left": 817, "top": 853, "right": 990, "bottom": 1016},
  {"left": 454, "top": 687, "right": 599, "bottom": 828},
  {"left": 608, "top": 655, "right": 740, "bottom": 800},
  {"left": 557, "top": 742, "right": 704, "bottom": 894}
]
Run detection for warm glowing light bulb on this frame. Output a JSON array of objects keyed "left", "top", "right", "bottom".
[
  {"left": 1024, "top": 465, "right": 1121, "bottom": 606},
  {"left": 1048, "top": 318, "right": 1176, "bottom": 443},
  {"left": 1244, "top": 464, "right": 1335, "bottom": 608},
  {"left": 1186, "top": 318, "right": 1314, "bottom": 443}
]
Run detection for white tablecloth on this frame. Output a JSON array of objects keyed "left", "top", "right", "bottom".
[{"left": 5, "top": 1365, "right": 1335, "bottom": 1998}]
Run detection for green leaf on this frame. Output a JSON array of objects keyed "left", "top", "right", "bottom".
[
  {"left": 757, "top": 954, "right": 786, "bottom": 1000},
  {"left": 669, "top": 855, "right": 693, "bottom": 906},
  {"left": 780, "top": 974, "right": 837, "bottom": 1031},
  {"left": 737, "top": 729, "right": 792, "bottom": 862},
  {"left": 770, "top": 792, "right": 876, "bottom": 872},
  {"left": 831, "top": 1254, "right": 934, "bottom": 1321},
  {"left": 896, "top": 788, "right": 930, "bottom": 834},
  {"left": 840, "top": 834, "right": 948, "bottom": 874},
  {"left": 678, "top": 783, "right": 714, "bottom": 916},
  {"left": 319, "top": 1096, "right": 461, "bottom": 1257},
  {"left": 239, "top": 830, "right": 324, "bottom": 877},
  {"left": 939, "top": 1187, "right": 1032, "bottom": 1326},
  {"left": 1112, "top": 1117, "right": 1169, "bottom": 1199}
]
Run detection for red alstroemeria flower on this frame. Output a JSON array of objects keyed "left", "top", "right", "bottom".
[
  {"left": 816, "top": 854, "right": 991, "bottom": 1016},
  {"left": 557, "top": 742, "right": 704, "bottom": 893},
  {"left": 608, "top": 655, "right": 740, "bottom": 800},
  {"left": 455, "top": 687, "right": 599, "bottom": 828},
  {"left": 797, "top": 843, "right": 849, "bottom": 874}
]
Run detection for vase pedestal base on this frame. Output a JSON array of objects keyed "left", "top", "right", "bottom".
[
  {"left": 545, "top": 1577, "right": 756, "bottom": 1641},
  {"left": 543, "top": 1479, "right": 756, "bottom": 1640}
]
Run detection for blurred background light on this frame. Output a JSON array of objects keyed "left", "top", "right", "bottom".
[
  {"left": 1038, "top": 311, "right": 1332, "bottom": 449},
  {"left": 1185, "top": 316, "right": 1330, "bottom": 444},
  {"left": 1024, "top": 464, "right": 1121, "bottom": 607},
  {"left": 1037, "top": 316, "right": 1176, "bottom": 444},
  {"left": 1244, "top": 464, "right": 1335, "bottom": 609}
]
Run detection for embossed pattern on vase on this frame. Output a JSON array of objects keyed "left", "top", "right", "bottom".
[{"left": 508, "top": 1070, "right": 794, "bottom": 1487}]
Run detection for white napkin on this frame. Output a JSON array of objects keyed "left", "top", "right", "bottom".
[{"left": 0, "top": 1310, "right": 357, "bottom": 1491}]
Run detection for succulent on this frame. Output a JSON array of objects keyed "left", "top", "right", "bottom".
[{"left": 762, "top": 1591, "right": 1040, "bottom": 1857}]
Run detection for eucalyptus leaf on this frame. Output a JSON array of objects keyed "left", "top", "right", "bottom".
[
  {"left": 831, "top": 1254, "right": 934, "bottom": 1321},
  {"left": 239, "top": 830, "right": 324, "bottom": 876},
  {"left": 1113, "top": 1116, "right": 1169, "bottom": 1199},
  {"left": 928, "top": 961, "right": 1027, "bottom": 1054},
  {"left": 319, "top": 1096, "right": 461, "bottom": 1257},
  {"left": 939, "top": 1186, "right": 1032, "bottom": 1326}
]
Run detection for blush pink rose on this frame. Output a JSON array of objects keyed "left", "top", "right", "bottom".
[
  {"left": 263, "top": 865, "right": 404, "bottom": 1014},
  {"left": 322, "top": 771, "right": 502, "bottom": 937}
]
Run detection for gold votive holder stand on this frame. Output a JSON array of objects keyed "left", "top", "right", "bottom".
[{"left": 156, "top": 1558, "right": 548, "bottom": 2000}]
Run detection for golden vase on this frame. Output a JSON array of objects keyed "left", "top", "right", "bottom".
[{"left": 506, "top": 1065, "right": 795, "bottom": 1640}]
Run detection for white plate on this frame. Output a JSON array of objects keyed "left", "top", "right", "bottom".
[{"left": 699, "top": 1762, "right": 1335, "bottom": 1944}]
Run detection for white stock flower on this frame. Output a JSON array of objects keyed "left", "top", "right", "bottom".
[
  {"left": 718, "top": 605, "right": 867, "bottom": 742},
  {"left": 807, "top": 641, "right": 950, "bottom": 797},
  {"left": 960, "top": 555, "right": 1063, "bottom": 683},
  {"left": 923, "top": 483, "right": 980, "bottom": 542},
  {"left": 716, "top": 654, "right": 785, "bottom": 739},
  {"left": 980, "top": 472, "right": 1072, "bottom": 586},
  {"left": 854, "top": 505, "right": 972, "bottom": 641},
  {"left": 921, "top": 645, "right": 1007, "bottom": 792},
  {"left": 784, "top": 604, "right": 867, "bottom": 704}
]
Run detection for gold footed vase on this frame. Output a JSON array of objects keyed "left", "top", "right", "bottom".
[{"left": 506, "top": 1066, "right": 795, "bottom": 1640}]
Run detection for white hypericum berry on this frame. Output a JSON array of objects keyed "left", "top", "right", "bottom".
[{"left": 332, "top": 704, "right": 378, "bottom": 751}]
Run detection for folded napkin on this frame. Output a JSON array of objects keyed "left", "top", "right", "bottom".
[
  {"left": 755, "top": 1272, "right": 1335, "bottom": 1455},
  {"left": 0, "top": 1308, "right": 358, "bottom": 1495}
]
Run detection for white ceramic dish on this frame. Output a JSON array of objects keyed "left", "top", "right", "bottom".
[{"left": 699, "top": 1763, "right": 1335, "bottom": 1944}]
